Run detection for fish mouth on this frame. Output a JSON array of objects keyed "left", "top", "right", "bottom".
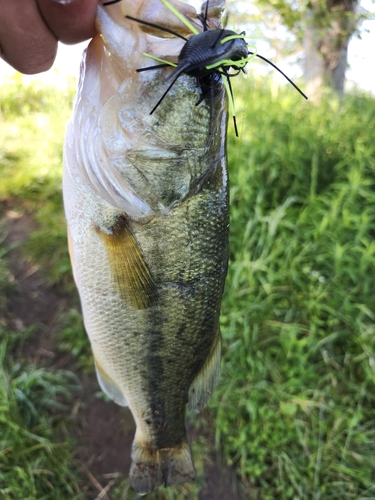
[
  {"left": 96, "top": 0, "right": 226, "bottom": 108},
  {"left": 96, "top": 0, "right": 200, "bottom": 85}
]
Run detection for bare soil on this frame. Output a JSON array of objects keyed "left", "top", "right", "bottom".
[{"left": 2, "top": 204, "right": 247, "bottom": 500}]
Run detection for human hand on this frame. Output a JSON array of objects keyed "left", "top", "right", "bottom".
[{"left": 0, "top": 0, "right": 99, "bottom": 74}]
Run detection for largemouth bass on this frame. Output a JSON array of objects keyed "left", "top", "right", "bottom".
[{"left": 63, "top": 0, "right": 228, "bottom": 493}]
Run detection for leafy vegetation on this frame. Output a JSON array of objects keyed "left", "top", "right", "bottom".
[
  {"left": 0, "top": 79, "right": 85, "bottom": 499},
  {"left": 213, "top": 81, "right": 375, "bottom": 498},
  {"left": 1, "top": 75, "right": 375, "bottom": 498},
  {"left": 0, "top": 75, "right": 73, "bottom": 287},
  {"left": 0, "top": 327, "right": 83, "bottom": 499}
]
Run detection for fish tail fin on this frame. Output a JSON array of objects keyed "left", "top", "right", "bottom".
[{"left": 130, "top": 440, "right": 195, "bottom": 494}]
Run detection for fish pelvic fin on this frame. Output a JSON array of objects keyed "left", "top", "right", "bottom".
[
  {"left": 94, "top": 357, "right": 128, "bottom": 407},
  {"left": 97, "top": 215, "right": 157, "bottom": 310},
  {"left": 130, "top": 440, "right": 195, "bottom": 494},
  {"left": 188, "top": 328, "right": 221, "bottom": 412}
]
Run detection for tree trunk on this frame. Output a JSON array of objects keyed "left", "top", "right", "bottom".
[{"left": 303, "top": 0, "right": 358, "bottom": 99}]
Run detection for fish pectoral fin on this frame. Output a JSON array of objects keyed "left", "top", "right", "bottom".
[
  {"left": 97, "top": 215, "right": 157, "bottom": 310},
  {"left": 94, "top": 358, "right": 128, "bottom": 407},
  {"left": 130, "top": 440, "right": 195, "bottom": 494},
  {"left": 188, "top": 329, "right": 221, "bottom": 412}
]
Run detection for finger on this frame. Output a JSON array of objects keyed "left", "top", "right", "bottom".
[
  {"left": 0, "top": 0, "right": 57, "bottom": 74},
  {"left": 37, "top": 0, "right": 98, "bottom": 45}
]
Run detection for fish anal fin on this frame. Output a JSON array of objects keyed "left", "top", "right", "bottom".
[
  {"left": 94, "top": 357, "right": 128, "bottom": 407},
  {"left": 130, "top": 440, "right": 195, "bottom": 494},
  {"left": 97, "top": 215, "right": 157, "bottom": 309},
  {"left": 188, "top": 330, "right": 221, "bottom": 412}
]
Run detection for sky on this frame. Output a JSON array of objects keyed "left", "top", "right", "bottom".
[
  {"left": 347, "top": 11, "right": 375, "bottom": 95},
  {"left": 0, "top": 2, "right": 374, "bottom": 95}
]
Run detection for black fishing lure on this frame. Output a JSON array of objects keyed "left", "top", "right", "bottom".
[{"left": 103, "top": 0, "right": 308, "bottom": 136}]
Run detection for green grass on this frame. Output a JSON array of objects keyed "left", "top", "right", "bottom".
[
  {"left": 0, "top": 75, "right": 74, "bottom": 287},
  {"left": 57, "top": 308, "right": 93, "bottom": 373},
  {"left": 0, "top": 74, "right": 72, "bottom": 200},
  {"left": 0, "top": 226, "right": 14, "bottom": 312},
  {"left": 0, "top": 79, "right": 85, "bottom": 497},
  {"left": 212, "top": 82, "right": 375, "bottom": 498},
  {"left": 0, "top": 328, "right": 84, "bottom": 499},
  {"left": 1, "top": 75, "right": 375, "bottom": 498}
]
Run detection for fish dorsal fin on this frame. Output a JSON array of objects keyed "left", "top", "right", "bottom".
[
  {"left": 188, "top": 328, "right": 221, "bottom": 412},
  {"left": 97, "top": 215, "right": 158, "bottom": 309}
]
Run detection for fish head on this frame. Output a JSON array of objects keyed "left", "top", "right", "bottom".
[{"left": 65, "top": 0, "right": 227, "bottom": 219}]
